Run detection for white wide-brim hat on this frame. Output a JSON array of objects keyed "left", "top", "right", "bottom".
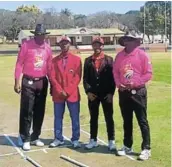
[{"left": 118, "top": 31, "right": 142, "bottom": 46}]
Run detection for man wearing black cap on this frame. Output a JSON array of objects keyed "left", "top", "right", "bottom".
[
  {"left": 113, "top": 31, "right": 152, "bottom": 160},
  {"left": 14, "top": 24, "right": 52, "bottom": 151},
  {"left": 83, "top": 37, "right": 116, "bottom": 151}
]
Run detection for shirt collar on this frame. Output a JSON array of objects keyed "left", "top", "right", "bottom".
[
  {"left": 33, "top": 39, "right": 46, "bottom": 49},
  {"left": 124, "top": 47, "right": 139, "bottom": 56},
  {"left": 92, "top": 51, "right": 104, "bottom": 60},
  {"left": 59, "top": 52, "right": 70, "bottom": 59}
]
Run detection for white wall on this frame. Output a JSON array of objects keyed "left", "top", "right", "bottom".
[{"left": 75, "top": 36, "right": 82, "bottom": 42}]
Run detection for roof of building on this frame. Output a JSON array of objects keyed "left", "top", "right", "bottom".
[
  {"left": 92, "top": 28, "right": 124, "bottom": 35},
  {"left": 19, "top": 27, "right": 125, "bottom": 36}
]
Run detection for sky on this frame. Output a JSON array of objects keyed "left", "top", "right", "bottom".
[{"left": 0, "top": 1, "right": 146, "bottom": 15}]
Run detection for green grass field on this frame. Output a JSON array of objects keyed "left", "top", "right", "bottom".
[{"left": 0, "top": 51, "right": 171, "bottom": 167}]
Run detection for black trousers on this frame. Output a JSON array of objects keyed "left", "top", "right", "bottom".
[
  {"left": 119, "top": 87, "right": 151, "bottom": 150},
  {"left": 88, "top": 97, "right": 114, "bottom": 141},
  {"left": 19, "top": 76, "right": 48, "bottom": 142}
]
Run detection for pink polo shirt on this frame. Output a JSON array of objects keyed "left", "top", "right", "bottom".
[
  {"left": 113, "top": 47, "right": 152, "bottom": 88},
  {"left": 14, "top": 38, "right": 52, "bottom": 80}
]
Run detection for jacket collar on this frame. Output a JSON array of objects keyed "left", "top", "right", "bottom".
[{"left": 90, "top": 54, "right": 107, "bottom": 73}]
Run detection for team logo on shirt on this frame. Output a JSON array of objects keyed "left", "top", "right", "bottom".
[
  {"left": 69, "top": 69, "right": 74, "bottom": 73},
  {"left": 34, "top": 51, "right": 44, "bottom": 70},
  {"left": 122, "top": 64, "right": 134, "bottom": 79}
]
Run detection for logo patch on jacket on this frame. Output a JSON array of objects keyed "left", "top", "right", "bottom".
[{"left": 69, "top": 69, "right": 74, "bottom": 73}]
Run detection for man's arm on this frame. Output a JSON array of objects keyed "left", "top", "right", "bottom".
[
  {"left": 83, "top": 58, "right": 93, "bottom": 94},
  {"left": 108, "top": 57, "right": 116, "bottom": 95},
  {"left": 133, "top": 52, "right": 153, "bottom": 87},
  {"left": 47, "top": 48, "right": 53, "bottom": 80},
  {"left": 49, "top": 61, "right": 63, "bottom": 94},
  {"left": 14, "top": 42, "right": 27, "bottom": 93},
  {"left": 113, "top": 55, "right": 121, "bottom": 88},
  {"left": 83, "top": 57, "right": 97, "bottom": 101}
]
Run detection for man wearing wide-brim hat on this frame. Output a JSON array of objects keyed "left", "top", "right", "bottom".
[
  {"left": 14, "top": 24, "right": 52, "bottom": 151},
  {"left": 118, "top": 31, "right": 142, "bottom": 47},
  {"left": 30, "top": 24, "right": 50, "bottom": 35},
  {"left": 113, "top": 31, "right": 152, "bottom": 160}
]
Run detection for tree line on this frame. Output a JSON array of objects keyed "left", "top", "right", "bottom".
[{"left": 0, "top": 1, "right": 171, "bottom": 44}]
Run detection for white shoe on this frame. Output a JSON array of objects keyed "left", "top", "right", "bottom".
[
  {"left": 117, "top": 146, "right": 133, "bottom": 156},
  {"left": 138, "top": 149, "right": 151, "bottom": 161},
  {"left": 108, "top": 140, "right": 116, "bottom": 151},
  {"left": 49, "top": 139, "right": 64, "bottom": 148},
  {"left": 18, "top": 135, "right": 23, "bottom": 147},
  {"left": 22, "top": 142, "right": 30, "bottom": 151},
  {"left": 72, "top": 140, "right": 81, "bottom": 148},
  {"left": 85, "top": 139, "right": 98, "bottom": 149},
  {"left": 31, "top": 139, "right": 44, "bottom": 147}
]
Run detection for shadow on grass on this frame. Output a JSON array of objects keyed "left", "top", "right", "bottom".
[
  {"left": 0, "top": 135, "right": 140, "bottom": 158},
  {"left": 0, "top": 135, "right": 69, "bottom": 147},
  {"left": 66, "top": 142, "right": 140, "bottom": 157}
]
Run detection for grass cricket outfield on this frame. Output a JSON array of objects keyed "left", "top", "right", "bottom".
[{"left": 0, "top": 51, "right": 170, "bottom": 167}]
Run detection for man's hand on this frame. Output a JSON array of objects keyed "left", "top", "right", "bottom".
[
  {"left": 87, "top": 92, "right": 97, "bottom": 101},
  {"left": 119, "top": 82, "right": 136, "bottom": 91},
  {"left": 104, "top": 94, "right": 113, "bottom": 103},
  {"left": 14, "top": 83, "right": 21, "bottom": 94},
  {"left": 50, "top": 85, "right": 53, "bottom": 96},
  {"left": 125, "top": 82, "right": 135, "bottom": 89},
  {"left": 119, "top": 84, "right": 127, "bottom": 91},
  {"left": 60, "top": 90, "right": 68, "bottom": 99}
]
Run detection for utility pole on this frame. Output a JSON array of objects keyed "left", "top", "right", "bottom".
[
  {"left": 165, "top": 1, "right": 167, "bottom": 52},
  {"left": 144, "top": 3, "right": 146, "bottom": 50}
]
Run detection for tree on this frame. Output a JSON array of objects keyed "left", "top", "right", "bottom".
[
  {"left": 125, "top": 10, "right": 140, "bottom": 15},
  {"left": 118, "top": 12, "right": 140, "bottom": 32},
  {"left": 4, "top": 17, "right": 20, "bottom": 42},
  {"left": 0, "top": 10, "right": 7, "bottom": 35},
  {"left": 59, "top": 8, "right": 74, "bottom": 28},
  {"left": 61, "top": 8, "right": 71, "bottom": 17},
  {"left": 166, "top": 1, "right": 171, "bottom": 45},
  {"left": 137, "top": 1, "right": 171, "bottom": 44},
  {"left": 74, "top": 14, "right": 87, "bottom": 27},
  {"left": 16, "top": 5, "right": 43, "bottom": 29},
  {"left": 107, "top": 12, "right": 120, "bottom": 28},
  {"left": 136, "top": 5, "right": 155, "bottom": 42},
  {"left": 87, "top": 11, "right": 119, "bottom": 28},
  {"left": 0, "top": 11, "right": 19, "bottom": 43},
  {"left": 0, "top": 5, "right": 44, "bottom": 42},
  {"left": 43, "top": 7, "right": 60, "bottom": 28},
  {"left": 16, "top": 5, "right": 42, "bottom": 14},
  {"left": 58, "top": 13, "right": 74, "bottom": 28}
]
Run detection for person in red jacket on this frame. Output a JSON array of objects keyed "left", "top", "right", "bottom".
[{"left": 49, "top": 36, "right": 82, "bottom": 148}]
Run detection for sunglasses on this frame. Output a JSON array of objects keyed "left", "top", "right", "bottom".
[
  {"left": 123, "top": 37, "right": 136, "bottom": 42},
  {"left": 35, "top": 33, "right": 46, "bottom": 36}
]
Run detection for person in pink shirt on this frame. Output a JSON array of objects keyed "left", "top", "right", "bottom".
[
  {"left": 49, "top": 36, "right": 82, "bottom": 149},
  {"left": 14, "top": 24, "right": 52, "bottom": 151},
  {"left": 113, "top": 31, "right": 152, "bottom": 160}
]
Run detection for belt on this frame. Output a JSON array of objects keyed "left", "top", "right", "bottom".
[
  {"left": 119, "top": 85, "right": 145, "bottom": 94},
  {"left": 132, "top": 85, "right": 145, "bottom": 90},
  {"left": 23, "top": 74, "right": 46, "bottom": 81},
  {"left": 131, "top": 85, "right": 145, "bottom": 94}
]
